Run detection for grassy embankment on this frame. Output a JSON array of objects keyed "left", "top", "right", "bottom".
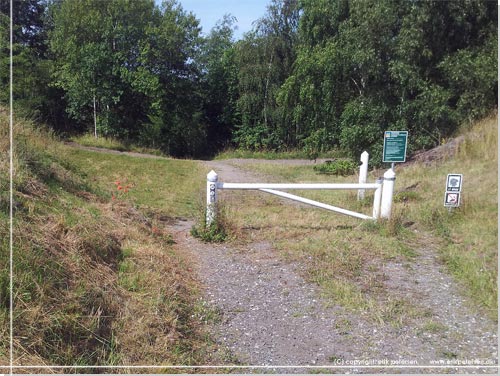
[
  {"left": 215, "top": 113, "right": 498, "bottom": 326},
  {"left": 0, "top": 109, "right": 222, "bottom": 370}
]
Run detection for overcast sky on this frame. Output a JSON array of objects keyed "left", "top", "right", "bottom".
[{"left": 156, "top": 0, "right": 270, "bottom": 40}]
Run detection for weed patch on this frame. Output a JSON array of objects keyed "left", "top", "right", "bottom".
[{"left": 191, "top": 201, "right": 233, "bottom": 243}]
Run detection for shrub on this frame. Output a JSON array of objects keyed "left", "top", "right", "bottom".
[
  {"left": 301, "top": 128, "right": 335, "bottom": 161},
  {"left": 191, "top": 202, "right": 231, "bottom": 243},
  {"left": 313, "top": 159, "right": 358, "bottom": 176}
]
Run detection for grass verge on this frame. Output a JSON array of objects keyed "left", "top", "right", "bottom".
[
  {"left": 60, "top": 148, "right": 204, "bottom": 219},
  {"left": 215, "top": 148, "right": 342, "bottom": 160}
]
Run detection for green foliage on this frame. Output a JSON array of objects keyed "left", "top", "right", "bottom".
[
  {"left": 201, "top": 15, "right": 239, "bottom": 153},
  {"left": 3, "top": 0, "right": 498, "bottom": 158},
  {"left": 301, "top": 128, "right": 335, "bottom": 161},
  {"left": 339, "top": 98, "right": 388, "bottom": 164},
  {"left": 233, "top": 123, "right": 277, "bottom": 151},
  {"left": 233, "top": 0, "right": 300, "bottom": 151},
  {"left": 191, "top": 204, "right": 230, "bottom": 243},
  {"left": 277, "top": 0, "right": 497, "bottom": 159},
  {"left": 439, "top": 30, "right": 497, "bottom": 124},
  {"left": 48, "top": 0, "right": 208, "bottom": 156},
  {"left": 313, "top": 159, "right": 357, "bottom": 176}
]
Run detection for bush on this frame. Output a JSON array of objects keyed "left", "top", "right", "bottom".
[
  {"left": 191, "top": 203, "right": 231, "bottom": 243},
  {"left": 313, "top": 159, "right": 357, "bottom": 176},
  {"left": 301, "top": 128, "right": 335, "bottom": 161}
]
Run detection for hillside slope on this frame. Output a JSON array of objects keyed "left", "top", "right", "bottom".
[{"left": 0, "top": 110, "right": 216, "bottom": 370}]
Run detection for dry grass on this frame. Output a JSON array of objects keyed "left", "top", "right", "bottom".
[
  {"left": 0, "top": 110, "right": 217, "bottom": 369},
  {"left": 396, "top": 112, "right": 498, "bottom": 319},
  {"left": 1, "top": 107, "right": 496, "bottom": 368}
]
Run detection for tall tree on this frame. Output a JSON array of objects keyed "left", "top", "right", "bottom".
[
  {"left": 0, "top": 0, "right": 47, "bottom": 56},
  {"left": 0, "top": 0, "right": 60, "bottom": 121},
  {"left": 50, "top": 0, "right": 128, "bottom": 137},
  {"left": 140, "top": 0, "right": 206, "bottom": 156},
  {"left": 201, "top": 14, "right": 239, "bottom": 153},
  {"left": 233, "top": 0, "right": 300, "bottom": 150}
]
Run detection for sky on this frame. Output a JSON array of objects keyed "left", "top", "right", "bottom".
[{"left": 156, "top": 0, "right": 270, "bottom": 40}]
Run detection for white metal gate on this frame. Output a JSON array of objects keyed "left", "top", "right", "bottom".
[{"left": 206, "top": 153, "right": 395, "bottom": 226}]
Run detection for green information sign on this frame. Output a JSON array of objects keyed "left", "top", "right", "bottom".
[{"left": 383, "top": 131, "right": 408, "bottom": 163}]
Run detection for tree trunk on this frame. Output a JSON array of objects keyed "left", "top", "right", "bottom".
[
  {"left": 264, "top": 52, "right": 274, "bottom": 129},
  {"left": 93, "top": 94, "right": 97, "bottom": 139}
]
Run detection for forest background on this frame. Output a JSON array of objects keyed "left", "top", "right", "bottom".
[{"left": 1, "top": 0, "right": 497, "bottom": 162}]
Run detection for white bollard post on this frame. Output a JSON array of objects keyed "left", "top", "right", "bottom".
[
  {"left": 358, "top": 151, "right": 369, "bottom": 200},
  {"left": 372, "top": 177, "right": 383, "bottom": 219},
  {"left": 206, "top": 170, "right": 218, "bottom": 226},
  {"left": 381, "top": 168, "right": 396, "bottom": 219}
]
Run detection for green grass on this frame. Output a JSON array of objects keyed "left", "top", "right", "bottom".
[
  {"left": 71, "top": 133, "right": 164, "bottom": 156},
  {"left": 215, "top": 147, "right": 342, "bottom": 160},
  {"left": 62, "top": 148, "right": 205, "bottom": 218},
  {"left": 71, "top": 133, "right": 130, "bottom": 151}
]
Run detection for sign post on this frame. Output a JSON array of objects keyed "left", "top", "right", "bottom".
[
  {"left": 383, "top": 131, "right": 408, "bottom": 166},
  {"left": 444, "top": 174, "right": 463, "bottom": 211}
]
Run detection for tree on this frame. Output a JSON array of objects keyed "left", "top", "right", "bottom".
[
  {"left": 0, "top": 0, "right": 60, "bottom": 121},
  {"left": 278, "top": 0, "right": 497, "bottom": 161},
  {"left": 233, "top": 0, "right": 300, "bottom": 150},
  {"left": 50, "top": 0, "right": 126, "bottom": 137},
  {"left": 200, "top": 14, "right": 239, "bottom": 153},
  {"left": 139, "top": 0, "right": 206, "bottom": 156},
  {"left": 0, "top": 0, "right": 47, "bottom": 56}
]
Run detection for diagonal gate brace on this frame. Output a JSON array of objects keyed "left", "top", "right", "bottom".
[{"left": 259, "top": 189, "right": 374, "bottom": 220}]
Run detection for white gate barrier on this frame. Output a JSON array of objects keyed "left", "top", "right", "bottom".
[{"left": 206, "top": 155, "right": 395, "bottom": 226}]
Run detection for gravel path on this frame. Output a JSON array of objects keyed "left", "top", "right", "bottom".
[{"left": 170, "top": 159, "right": 498, "bottom": 374}]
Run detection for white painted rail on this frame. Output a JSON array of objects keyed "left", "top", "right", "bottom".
[{"left": 218, "top": 182, "right": 381, "bottom": 190}]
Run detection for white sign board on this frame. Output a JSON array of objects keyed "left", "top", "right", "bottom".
[
  {"left": 444, "top": 173, "right": 463, "bottom": 208},
  {"left": 444, "top": 192, "right": 461, "bottom": 207},
  {"left": 446, "top": 174, "right": 463, "bottom": 192}
]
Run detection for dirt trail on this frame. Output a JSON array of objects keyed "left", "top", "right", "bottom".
[{"left": 170, "top": 159, "right": 498, "bottom": 373}]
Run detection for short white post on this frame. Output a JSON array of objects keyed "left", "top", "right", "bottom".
[
  {"left": 206, "top": 170, "right": 218, "bottom": 226},
  {"left": 380, "top": 168, "right": 396, "bottom": 219},
  {"left": 358, "top": 151, "right": 369, "bottom": 200},
  {"left": 372, "top": 177, "right": 383, "bottom": 219}
]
